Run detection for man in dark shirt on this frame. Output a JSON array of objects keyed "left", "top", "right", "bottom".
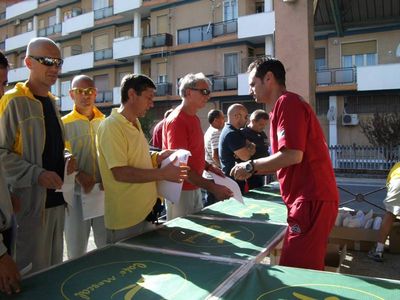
[{"left": 241, "top": 109, "right": 269, "bottom": 189}]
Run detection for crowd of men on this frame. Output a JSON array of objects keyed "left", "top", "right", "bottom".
[{"left": 0, "top": 36, "right": 397, "bottom": 297}]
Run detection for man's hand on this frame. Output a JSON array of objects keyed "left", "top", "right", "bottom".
[
  {"left": 76, "top": 171, "right": 96, "bottom": 194},
  {"left": 230, "top": 162, "right": 252, "bottom": 181},
  {"left": 161, "top": 157, "right": 190, "bottom": 183},
  {"left": 246, "top": 140, "right": 256, "bottom": 156},
  {"left": 66, "top": 156, "right": 77, "bottom": 175},
  {"left": 0, "top": 254, "right": 21, "bottom": 295},
  {"left": 210, "top": 184, "right": 233, "bottom": 201},
  {"left": 38, "top": 171, "right": 63, "bottom": 189},
  {"left": 156, "top": 149, "right": 175, "bottom": 165},
  {"left": 207, "top": 164, "right": 225, "bottom": 178}
]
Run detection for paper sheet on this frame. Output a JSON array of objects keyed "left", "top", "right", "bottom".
[
  {"left": 56, "top": 159, "right": 77, "bottom": 207},
  {"left": 211, "top": 173, "right": 244, "bottom": 205},
  {"left": 81, "top": 183, "right": 105, "bottom": 221},
  {"left": 157, "top": 149, "right": 191, "bottom": 204}
]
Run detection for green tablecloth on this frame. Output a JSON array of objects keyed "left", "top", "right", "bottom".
[
  {"left": 221, "top": 264, "right": 400, "bottom": 299},
  {"left": 8, "top": 245, "right": 241, "bottom": 300},
  {"left": 121, "top": 217, "right": 285, "bottom": 261},
  {"left": 195, "top": 186, "right": 287, "bottom": 224}
]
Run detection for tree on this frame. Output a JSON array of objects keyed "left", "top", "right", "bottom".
[
  {"left": 360, "top": 112, "right": 400, "bottom": 162},
  {"left": 360, "top": 112, "right": 400, "bottom": 148}
]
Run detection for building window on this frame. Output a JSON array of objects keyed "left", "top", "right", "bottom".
[
  {"left": 315, "top": 94, "right": 329, "bottom": 115},
  {"left": 94, "top": 74, "right": 110, "bottom": 103},
  {"left": 157, "top": 62, "right": 167, "bottom": 83},
  {"left": 315, "top": 48, "right": 326, "bottom": 70},
  {"left": 93, "top": 0, "right": 108, "bottom": 10},
  {"left": 223, "top": 0, "right": 238, "bottom": 21},
  {"left": 48, "top": 15, "right": 56, "bottom": 26},
  {"left": 345, "top": 94, "right": 400, "bottom": 114},
  {"left": 61, "top": 81, "right": 71, "bottom": 98},
  {"left": 157, "top": 15, "right": 168, "bottom": 34},
  {"left": 177, "top": 25, "right": 211, "bottom": 45},
  {"left": 224, "top": 53, "right": 239, "bottom": 76},
  {"left": 341, "top": 41, "right": 377, "bottom": 67}
]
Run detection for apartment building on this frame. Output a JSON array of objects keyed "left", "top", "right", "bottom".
[
  {"left": 314, "top": 0, "right": 400, "bottom": 146},
  {"left": 4, "top": 0, "right": 398, "bottom": 147}
]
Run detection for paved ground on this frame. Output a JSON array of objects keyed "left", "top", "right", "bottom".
[{"left": 63, "top": 175, "right": 400, "bottom": 282}]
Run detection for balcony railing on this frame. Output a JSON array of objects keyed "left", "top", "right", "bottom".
[
  {"left": 156, "top": 83, "right": 172, "bottom": 96},
  {"left": 316, "top": 67, "right": 356, "bottom": 86},
  {"left": 94, "top": 6, "right": 113, "bottom": 20},
  {"left": 210, "top": 75, "right": 238, "bottom": 92},
  {"left": 212, "top": 19, "right": 237, "bottom": 37},
  {"left": 94, "top": 48, "right": 113, "bottom": 61},
  {"left": 143, "top": 33, "right": 173, "bottom": 49},
  {"left": 38, "top": 23, "right": 62, "bottom": 37},
  {"left": 95, "top": 90, "right": 113, "bottom": 103}
]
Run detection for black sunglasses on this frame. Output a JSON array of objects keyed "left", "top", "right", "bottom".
[
  {"left": 29, "top": 55, "right": 64, "bottom": 67},
  {"left": 190, "top": 88, "right": 211, "bottom": 96}
]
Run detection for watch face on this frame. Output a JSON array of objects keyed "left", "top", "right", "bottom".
[{"left": 245, "top": 162, "right": 253, "bottom": 173}]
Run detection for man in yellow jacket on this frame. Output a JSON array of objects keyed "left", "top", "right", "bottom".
[
  {"left": 369, "top": 162, "right": 400, "bottom": 262},
  {"left": 62, "top": 75, "right": 106, "bottom": 259}
]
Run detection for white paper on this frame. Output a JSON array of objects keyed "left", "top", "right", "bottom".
[
  {"left": 211, "top": 173, "right": 244, "bottom": 205},
  {"left": 56, "top": 159, "right": 77, "bottom": 207},
  {"left": 81, "top": 183, "right": 105, "bottom": 221},
  {"left": 20, "top": 262, "right": 32, "bottom": 276},
  {"left": 157, "top": 149, "right": 191, "bottom": 204}
]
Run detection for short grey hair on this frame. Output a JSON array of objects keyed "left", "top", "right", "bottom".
[{"left": 178, "top": 72, "right": 211, "bottom": 98}]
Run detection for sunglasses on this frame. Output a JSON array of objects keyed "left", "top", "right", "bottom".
[
  {"left": 190, "top": 88, "right": 211, "bottom": 96},
  {"left": 29, "top": 55, "right": 64, "bottom": 67},
  {"left": 71, "top": 87, "right": 97, "bottom": 96}
]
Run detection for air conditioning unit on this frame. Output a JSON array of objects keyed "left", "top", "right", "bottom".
[{"left": 342, "top": 113, "right": 359, "bottom": 126}]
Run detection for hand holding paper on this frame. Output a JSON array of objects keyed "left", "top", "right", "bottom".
[
  {"left": 157, "top": 149, "right": 191, "bottom": 204},
  {"left": 55, "top": 159, "right": 77, "bottom": 207},
  {"left": 211, "top": 173, "right": 243, "bottom": 204}
]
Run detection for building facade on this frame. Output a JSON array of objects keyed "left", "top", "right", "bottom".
[{"left": 1, "top": 0, "right": 398, "bottom": 144}]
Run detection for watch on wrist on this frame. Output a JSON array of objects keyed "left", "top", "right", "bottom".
[{"left": 245, "top": 160, "right": 255, "bottom": 174}]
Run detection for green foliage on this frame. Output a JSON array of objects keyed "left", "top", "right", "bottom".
[{"left": 360, "top": 112, "right": 400, "bottom": 148}]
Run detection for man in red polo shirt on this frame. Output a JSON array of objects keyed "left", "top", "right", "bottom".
[
  {"left": 163, "top": 73, "right": 232, "bottom": 220},
  {"left": 231, "top": 58, "right": 338, "bottom": 270}
]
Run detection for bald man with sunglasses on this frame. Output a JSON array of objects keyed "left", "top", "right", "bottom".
[{"left": 0, "top": 37, "right": 76, "bottom": 274}]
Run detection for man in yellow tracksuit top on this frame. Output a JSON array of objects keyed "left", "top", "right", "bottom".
[
  {"left": 62, "top": 75, "right": 106, "bottom": 259},
  {"left": 0, "top": 38, "right": 75, "bottom": 274}
]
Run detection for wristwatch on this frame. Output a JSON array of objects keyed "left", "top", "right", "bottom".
[{"left": 245, "top": 160, "right": 255, "bottom": 174}]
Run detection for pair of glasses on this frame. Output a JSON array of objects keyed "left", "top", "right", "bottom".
[
  {"left": 190, "top": 88, "right": 211, "bottom": 96},
  {"left": 29, "top": 55, "right": 64, "bottom": 67},
  {"left": 71, "top": 87, "right": 97, "bottom": 96}
]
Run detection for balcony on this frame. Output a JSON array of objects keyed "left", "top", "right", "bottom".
[
  {"left": 113, "top": 87, "right": 121, "bottom": 104},
  {"left": 212, "top": 19, "right": 237, "bottom": 38},
  {"left": 61, "top": 96, "right": 74, "bottom": 112},
  {"left": 156, "top": 83, "right": 172, "bottom": 96},
  {"left": 94, "top": 6, "right": 113, "bottom": 20},
  {"left": 62, "top": 11, "right": 94, "bottom": 36},
  {"left": 114, "top": 0, "right": 141, "bottom": 14},
  {"left": 113, "top": 36, "right": 141, "bottom": 60},
  {"left": 94, "top": 48, "right": 113, "bottom": 61},
  {"left": 6, "top": 0, "right": 37, "bottom": 20},
  {"left": 316, "top": 67, "right": 356, "bottom": 86},
  {"left": 238, "top": 11, "right": 275, "bottom": 39},
  {"left": 210, "top": 75, "right": 238, "bottom": 92},
  {"left": 95, "top": 90, "right": 113, "bottom": 103},
  {"left": 8, "top": 67, "right": 29, "bottom": 83},
  {"left": 38, "top": 23, "right": 62, "bottom": 37},
  {"left": 5, "top": 30, "right": 37, "bottom": 52},
  {"left": 62, "top": 52, "right": 94, "bottom": 74},
  {"left": 143, "top": 33, "right": 173, "bottom": 49},
  {"left": 357, "top": 63, "right": 400, "bottom": 91}
]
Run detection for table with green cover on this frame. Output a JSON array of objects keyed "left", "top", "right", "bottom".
[
  {"left": 120, "top": 216, "right": 285, "bottom": 262},
  {"left": 220, "top": 264, "right": 400, "bottom": 300},
  {"left": 194, "top": 186, "right": 287, "bottom": 224},
  {"left": 7, "top": 245, "right": 243, "bottom": 300}
]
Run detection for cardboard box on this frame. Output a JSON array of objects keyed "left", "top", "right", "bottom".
[
  {"left": 269, "top": 242, "right": 346, "bottom": 273},
  {"left": 324, "top": 243, "right": 347, "bottom": 273}
]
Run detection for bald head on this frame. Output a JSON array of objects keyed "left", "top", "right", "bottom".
[
  {"left": 71, "top": 75, "right": 94, "bottom": 89},
  {"left": 26, "top": 37, "right": 60, "bottom": 57},
  {"left": 227, "top": 103, "right": 248, "bottom": 129}
]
